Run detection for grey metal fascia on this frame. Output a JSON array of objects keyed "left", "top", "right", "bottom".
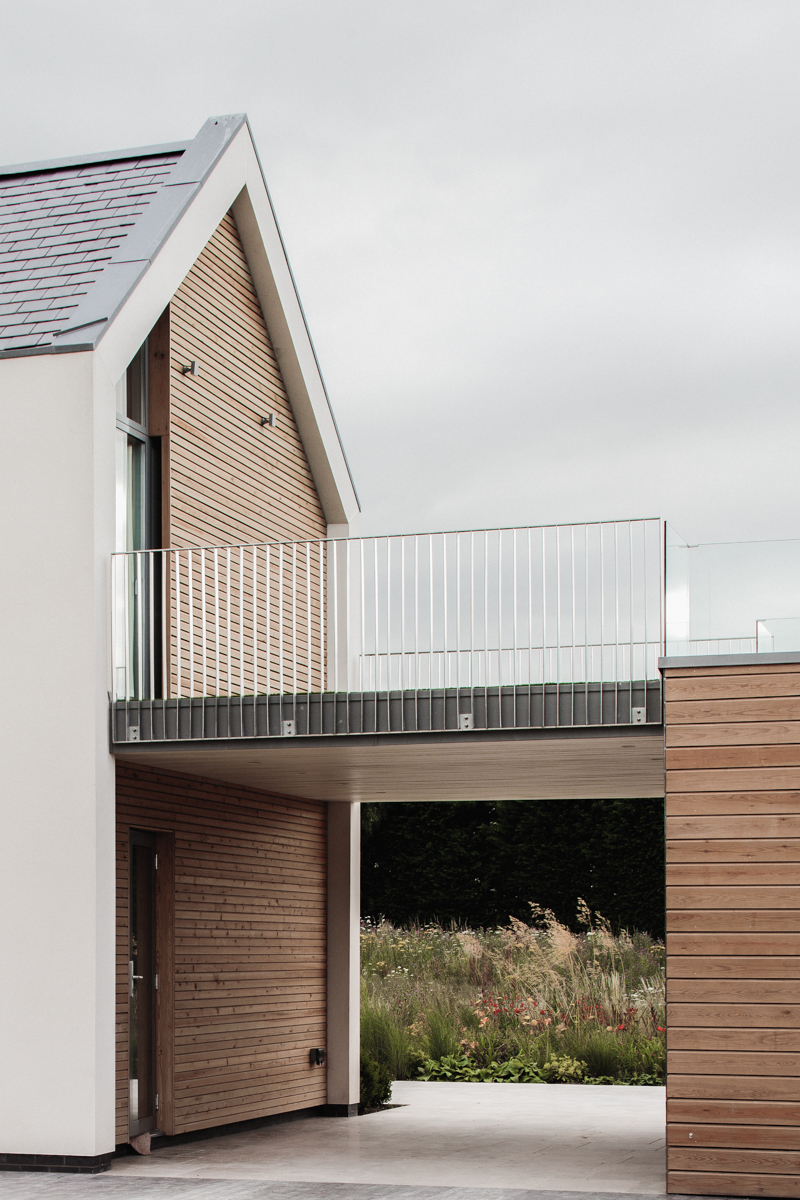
[
  {"left": 659, "top": 651, "right": 800, "bottom": 669},
  {"left": 53, "top": 115, "right": 247, "bottom": 348},
  {"left": 0, "top": 140, "right": 188, "bottom": 179}
]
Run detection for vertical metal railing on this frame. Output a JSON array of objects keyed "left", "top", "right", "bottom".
[{"left": 112, "top": 519, "right": 663, "bottom": 725}]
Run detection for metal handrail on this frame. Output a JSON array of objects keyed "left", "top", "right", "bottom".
[{"left": 111, "top": 519, "right": 664, "bottom": 705}]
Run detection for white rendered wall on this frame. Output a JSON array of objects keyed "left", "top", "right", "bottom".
[
  {"left": 327, "top": 802, "right": 360, "bottom": 1109},
  {"left": 0, "top": 351, "right": 117, "bottom": 1156}
]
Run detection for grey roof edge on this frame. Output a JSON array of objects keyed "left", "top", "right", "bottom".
[
  {"left": 52, "top": 115, "right": 247, "bottom": 346},
  {"left": 0, "top": 341, "right": 97, "bottom": 360},
  {"left": 659, "top": 651, "right": 800, "bottom": 669},
  {"left": 0, "top": 139, "right": 189, "bottom": 179},
  {"left": 241, "top": 115, "right": 361, "bottom": 512}
]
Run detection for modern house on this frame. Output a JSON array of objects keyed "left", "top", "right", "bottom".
[{"left": 1, "top": 115, "right": 800, "bottom": 1196}]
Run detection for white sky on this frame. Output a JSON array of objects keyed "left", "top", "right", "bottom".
[{"left": 2, "top": 1, "right": 799, "bottom": 543}]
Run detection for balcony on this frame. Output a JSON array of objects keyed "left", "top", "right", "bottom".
[{"left": 111, "top": 519, "right": 664, "bottom": 743}]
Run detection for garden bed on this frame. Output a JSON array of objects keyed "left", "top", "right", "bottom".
[{"left": 360, "top": 902, "right": 665, "bottom": 1100}]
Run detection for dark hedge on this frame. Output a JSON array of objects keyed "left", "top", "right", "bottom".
[{"left": 361, "top": 798, "right": 665, "bottom": 939}]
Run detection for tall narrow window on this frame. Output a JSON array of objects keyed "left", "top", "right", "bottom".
[
  {"left": 115, "top": 340, "right": 151, "bottom": 553},
  {"left": 114, "top": 337, "right": 163, "bottom": 698}
]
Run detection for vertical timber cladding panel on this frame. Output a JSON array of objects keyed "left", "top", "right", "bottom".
[
  {"left": 665, "top": 663, "right": 800, "bottom": 1198},
  {"left": 166, "top": 211, "right": 327, "bottom": 697},
  {"left": 115, "top": 762, "right": 327, "bottom": 1138}
]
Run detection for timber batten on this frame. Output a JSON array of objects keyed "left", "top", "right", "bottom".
[
  {"left": 665, "top": 662, "right": 800, "bottom": 1197},
  {"left": 115, "top": 763, "right": 327, "bottom": 1143}
]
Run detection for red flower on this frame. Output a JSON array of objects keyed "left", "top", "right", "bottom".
[{"left": 656, "top": 1026, "right": 666, "bottom": 1032}]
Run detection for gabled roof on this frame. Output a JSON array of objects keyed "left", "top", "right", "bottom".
[
  {"left": 0, "top": 116, "right": 360, "bottom": 527},
  {"left": 0, "top": 116, "right": 244, "bottom": 356}
]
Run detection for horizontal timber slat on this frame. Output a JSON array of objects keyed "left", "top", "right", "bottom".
[
  {"left": 667, "top": 723, "right": 800, "bottom": 748},
  {"left": 667, "top": 933, "right": 800, "bottom": 955},
  {"left": 668, "top": 1170, "right": 800, "bottom": 1197},
  {"left": 668, "top": 792, "right": 800, "bottom": 816},
  {"left": 670, "top": 1030, "right": 800, "bottom": 1052},
  {"left": 667, "top": 1076, "right": 800, "bottom": 1101},
  {"left": 668, "top": 1005, "right": 800, "bottom": 1028},
  {"left": 667, "top": 956, "right": 800, "bottom": 978},
  {"left": 667, "top": 1099, "right": 800, "bottom": 1125},
  {"left": 666, "top": 699, "right": 800, "bottom": 724},
  {"left": 667, "top": 863, "right": 800, "bottom": 885},
  {"left": 667, "top": 814, "right": 800, "bottom": 838},
  {"left": 667, "top": 980, "right": 800, "bottom": 1003},
  {"left": 666, "top": 910, "right": 800, "bottom": 932},
  {"left": 116, "top": 759, "right": 326, "bottom": 1140},
  {"left": 667, "top": 839, "right": 800, "bottom": 862}
]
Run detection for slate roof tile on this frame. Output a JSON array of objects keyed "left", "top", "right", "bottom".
[{"left": 0, "top": 149, "right": 182, "bottom": 351}]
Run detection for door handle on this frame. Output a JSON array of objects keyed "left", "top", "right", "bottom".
[{"left": 129, "top": 960, "right": 144, "bottom": 997}]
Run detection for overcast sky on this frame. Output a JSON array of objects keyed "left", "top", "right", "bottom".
[{"left": 2, "top": 1, "right": 799, "bottom": 544}]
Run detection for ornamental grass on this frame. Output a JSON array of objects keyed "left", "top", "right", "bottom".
[{"left": 361, "top": 901, "right": 665, "bottom": 1085}]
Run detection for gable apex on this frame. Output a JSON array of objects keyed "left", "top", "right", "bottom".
[{"left": 0, "top": 115, "right": 360, "bottom": 529}]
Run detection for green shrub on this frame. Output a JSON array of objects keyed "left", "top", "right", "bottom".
[
  {"left": 540, "top": 1054, "right": 587, "bottom": 1083},
  {"left": 417, "top": 1053, "right": 545, "bottom": 1083},
  {"left": 359, "top": 1054, "right": 392, "bottom": 1114}
]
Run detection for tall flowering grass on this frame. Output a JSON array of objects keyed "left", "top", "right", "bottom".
[{"left": 361, "top": 902, "right": 665, "bottom": 1085}]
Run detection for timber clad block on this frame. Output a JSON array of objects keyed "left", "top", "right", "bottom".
[{"left": 664, "top": 663, "right": 800, "bottom": 1192}]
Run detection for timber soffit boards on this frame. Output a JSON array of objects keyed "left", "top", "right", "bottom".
[{"left": 0, "top": 114, "right": 360, "bottom": 527}]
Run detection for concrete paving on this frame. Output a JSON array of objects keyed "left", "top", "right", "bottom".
[{"left": 0, "top": 1081, "right": 670, "bottom": 1199}]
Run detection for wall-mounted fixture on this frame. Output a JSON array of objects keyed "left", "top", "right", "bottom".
[
  {"left": 309, "top": 1048, "right": 326, "bottom": 1066},
  {"left": 282, "top": 719, "right": 297, "bottom": 737},
  {"left": 261, "top": 413, "right": 277, "bottom": 428},
  {"left": 458, "top": 712, "right": 474, "bottom": 731},
  {"left": 182, "top": 360, "right": 199, "bottom": 376},
  {"left": 631, "top": 707, "right": 646, "bottom": 724}
]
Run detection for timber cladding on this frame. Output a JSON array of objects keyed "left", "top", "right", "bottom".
[
  {"left": 167, "top": 210, "right": 327, "bottom": 548},
  {"left": 115, "top": 762, "right": 327, "bottom": 1143},
  {"left": 665, "top": 662, "right": 800, "bottom": 1198}
]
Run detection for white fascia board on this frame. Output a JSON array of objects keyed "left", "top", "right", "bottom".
[
  {"left": 96, "top": 122, "right": 360, "bottom": 532},
  {"left": 231, "top": 178, "right": 360, "bottom": 532}
]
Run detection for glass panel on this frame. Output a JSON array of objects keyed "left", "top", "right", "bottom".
[
  {"left": 116, "top": 430, "right": 147, "bottom": 553},
  {"left": 130, "top": 836, "right": 156, "bottom": 1132},
  {"left": 666, "top": 529, "right": 800, "bottom": 655}
]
